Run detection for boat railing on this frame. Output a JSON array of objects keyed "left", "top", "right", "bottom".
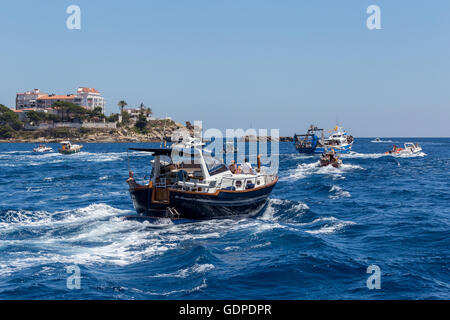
[
  {"left": 168, "top": 173, "right": 277, "bottom": 193},
  {"left": 217, "top": 174, "right": 276, "bottom": 191},
  {"left": 155, "top": 177, "right": 167, "bottom": 188}
]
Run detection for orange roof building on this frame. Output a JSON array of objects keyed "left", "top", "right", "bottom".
[{"left": 16, "top": 87, "right": 105, "bottom": 112}]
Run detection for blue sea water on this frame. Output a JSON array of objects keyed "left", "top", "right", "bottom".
[{"left": 0, "top": 138, "right": 448, "bottom": 299}]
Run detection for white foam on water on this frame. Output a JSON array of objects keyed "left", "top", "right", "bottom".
[
  {"left": 68, "top": 151, "right": 124, "bottom": 162},
  {"left": 328, "top": 185, "right": 351, "bottom": 200},
  {"left": 152, "top": 263, "right": 215, "bottom": 279},
  {"left": 391, "top": 151, "right": 427, "bottom": 158},
  {"left": 131, "top": 278, "right": 208, "bottom": 296},
  {"left": 0, "top": 196, "right": 354, "bottom": 277},
  {"left": 251, "top": 241, "right": 271, "bottom": 249},
  {"left": 259, "top": 198, "right": 309, "bottom": 221},
  {"left": 0, "top": 204, "right": 178, "bottom": 275},
  {"left": 224, "top": 246, "right": 240, "bottom": 251},
  {"left": 341, "top": 152, "right": 386, "bottom": 159},
  {"left": 281, "top": 161, "right": 364, "bottom": 182},
  {"left": 305, "top": 220, "right": 356, "bottom": 235}
]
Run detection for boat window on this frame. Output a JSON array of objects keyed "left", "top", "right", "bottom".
[
  {"left": 204, "top": 153, "right": 228, "bottom": 176},
  {"left": 235, "top": 180, "right": 242, "bottom": 188}
]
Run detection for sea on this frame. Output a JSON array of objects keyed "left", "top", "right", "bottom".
[{"left": 0, "top": 138, "right": 448, "bottom": 299}]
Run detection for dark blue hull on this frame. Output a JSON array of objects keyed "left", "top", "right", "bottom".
[
  {"left": 129, "top": 179, "right": 277, "bottom": 220},
  {"left": 295, "top": 147, "right": 321, "bottom": 154}
]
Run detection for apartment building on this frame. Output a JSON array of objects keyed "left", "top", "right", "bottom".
[{"left": 16, "top": 87, "right": 105, "bottom": 113}]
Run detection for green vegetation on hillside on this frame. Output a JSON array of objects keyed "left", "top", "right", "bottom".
[
  {"left": 0, "top": 101, "right": 189, "bottom": 141},
  {"left": 52, "top": 101, "right": 105, "bottom": 121},
  {"left": 134, "top": 113, "right": 148, "bottom": 134},
  {"left": 0, "top": 104, "right": 23, "bottom": 138}
]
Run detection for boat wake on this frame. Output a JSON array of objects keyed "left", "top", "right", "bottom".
[
  {"left": 281, "top": 161, "right": 364, "bottom": 181},
  {"left": 258, "top": 198, "right": 355, "bottom": 235},
  {"left": 390, "top": 151, "right": 427, "bottom": 158},
  {"left": 340, "top": 151, "right": 386, "bottom": 159},
  {"left": 0, "top": 204, "right": 173, "bottom": 275}
]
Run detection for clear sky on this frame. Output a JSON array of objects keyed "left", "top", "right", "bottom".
[{"left": 1, "top": 0, "right": 449, "bottom": 137}]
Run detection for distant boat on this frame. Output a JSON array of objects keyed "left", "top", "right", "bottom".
[
  {"left": 58, "top": 141, "right": 83, "bottom": 154},
  {"left": 371, "top": 138, "right": 393, "bottom": 143},
  {"left": 293, "top": 125, "right": 325, "bottom": 154},
  {"left": 385, "top": 143, "right": 422, "bottom": 155},
  {"left": 322, "top": 126, "right": 354, "bottom": 154},
  {"left": 294, "top": 125, "right": 354, "bottom": 154},
  {"left": 33, "top": 145, "right": 52, "bottom": 153},
  {"left": 319, "top": 149, "right": 342, "bottom": 168}
]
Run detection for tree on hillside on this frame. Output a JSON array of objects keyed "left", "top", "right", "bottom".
[
  {"left": 121, "top": 111, "right": 131, "bottom": 125},
  {"left": 26, "top": 110, "right": 58, "bottom": 124},
  {"left": 134, "top": 113, "right": 148, "bottom": 134},
  {"left": 0, "top": 104, "right": 23, "bottom": 130},
  {"left": 52, "top": 101, "right": 89, "bottom": 122},
  {"left": 118, "top": 100, "right": 127, "bottom": 114},
  {"left": 139, "top": 102, "right": 153, "bottom": 117}
]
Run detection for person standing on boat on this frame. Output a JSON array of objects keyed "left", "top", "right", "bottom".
[
  {"left": 229, "top": 161, "right": 237, "bottom": 174},
  {"left": 241, "top": 158, "right": 255, "bottom": 174}
]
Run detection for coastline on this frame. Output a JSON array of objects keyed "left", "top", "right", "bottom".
[{"left": 0, "top": 136, "right": 294, "bottom": 143}]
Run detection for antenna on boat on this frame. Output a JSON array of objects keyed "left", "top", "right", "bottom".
[{"left": 160, "top": 113, "right": 168, "bottom": 148}]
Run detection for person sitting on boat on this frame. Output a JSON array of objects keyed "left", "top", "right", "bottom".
[
  {"left": 392, "top": 145, "right": 397, "bottom": 153},
  {"left": 241, "top": 158, "right": 255, "bottom": 175},
  {"left": 229, "top": 160, "right": 237, "bottom": 174}
]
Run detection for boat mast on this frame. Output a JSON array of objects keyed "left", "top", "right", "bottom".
[{"left": 160, "top": 113, "right": 168, "bottom": 148}]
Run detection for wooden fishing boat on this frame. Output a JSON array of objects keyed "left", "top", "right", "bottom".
[{"left": 126, "top": 137, "right": 278, "bottom": 220}]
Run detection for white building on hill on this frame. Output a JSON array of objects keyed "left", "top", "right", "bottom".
[{"left": 16, "top": 87, "right": 105, "bottom": 113}]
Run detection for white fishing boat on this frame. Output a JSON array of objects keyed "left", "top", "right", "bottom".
[
  {"left": 58, "top": 141, "right": 83, "bottom": 154},
  {"left": 33, "top": 145, "right": 53, "bottom": 153},
  {"left": 322, "top": 126, "right": 354, "bottom": 154}
]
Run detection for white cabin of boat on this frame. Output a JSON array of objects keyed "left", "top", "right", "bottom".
[{"left": 129, "top": 138, "right": 277, "bottom": 194}]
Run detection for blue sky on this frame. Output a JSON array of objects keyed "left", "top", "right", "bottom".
[{"left": 0, "top": 0, "right": 449, "bottom": 136}]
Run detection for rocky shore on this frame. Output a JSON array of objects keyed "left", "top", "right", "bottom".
[{"left": 0, "top": 133, "right": 294, "bottom": 143}]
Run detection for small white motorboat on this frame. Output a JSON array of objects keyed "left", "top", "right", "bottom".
[
  {"left": 33, "top": 145, "right": 53, "bottom": 153},
  {"left": 371, "top": 137, "right": 393, "bottom": 143},
  {"left": 385, "top": 143, "right": 422, "bottom": 155},
  {"left": 403, "top": 142, "right": 422, "bottom": 154},
  {"left": 58, "top": 141, "right": 83, "bottom": 154}
]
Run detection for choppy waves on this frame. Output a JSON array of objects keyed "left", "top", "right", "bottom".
[{"left": 0, "top": 140, "right": 448, "bottom": 299}]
